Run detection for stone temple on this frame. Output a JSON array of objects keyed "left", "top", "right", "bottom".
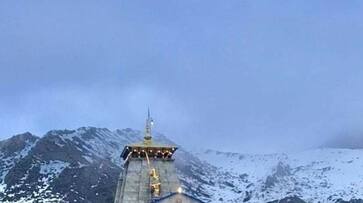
[{"left": 114, "top": 110, "right": 203, "bottom": 203}]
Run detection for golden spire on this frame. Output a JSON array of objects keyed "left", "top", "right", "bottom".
[{"left": 144, "top": 108, "right": 154, "bottom": 145}]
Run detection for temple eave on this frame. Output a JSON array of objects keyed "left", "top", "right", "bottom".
[{"left": 121, "top": 145, "right": 178, "bottom": 160}]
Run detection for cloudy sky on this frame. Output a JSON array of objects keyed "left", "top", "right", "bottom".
[{"left": 1, "top": 0, "right": 363, "bottom": 153}]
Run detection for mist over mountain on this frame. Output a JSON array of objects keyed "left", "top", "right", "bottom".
[
  {"left": 0, "top": 127, "right": 362, "bottom": 203},
  {"left": 324, "top": 132, "right": 363, "bottom": 149}
]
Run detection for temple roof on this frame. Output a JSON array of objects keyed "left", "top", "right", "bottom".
[
  {"left": 121, "top": 142, "right": 177, "bottom": 160},
  {"left": 129, "top": 141, "right": 176, "bottom": 149},
  {"left": 120, "top": 109, "right": 178, "bottom": 160}
]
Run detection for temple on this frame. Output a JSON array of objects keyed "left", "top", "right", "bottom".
[{"left": 114, "top": 110, "right": 203, "bottom": 203}]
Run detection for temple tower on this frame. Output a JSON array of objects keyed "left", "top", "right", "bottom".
[{"left": 114, "top": 110, "right": 181, "bottom": 203}]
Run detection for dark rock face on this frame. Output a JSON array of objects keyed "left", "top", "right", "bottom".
[
  {"left": 52, "top": 162, "right": 120, "bottom": 203},
  {"left": 0, "top": 132, "right": 38, "bottom": 157},
  {"left": 243, "top": 191, "right": 252, "bottom": 202},
  {"left": 0, "top": 132, "right": 39, "bottom": 201},
  {"left": 0, "top": 128, "right": 132, "bottom": 202},
  {"left": 264, "top": 175, "right": 278, "bottom": 188},
  {"left": 275, "top": 162, "right": 291, "bottom": 177},
  {"left": 264, "top": 162, "right": 291, "bottom": 188}
]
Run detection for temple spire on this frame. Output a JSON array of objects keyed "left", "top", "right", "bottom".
[{"left": 144, "top": 108, "right": 153, "bottom": 145}]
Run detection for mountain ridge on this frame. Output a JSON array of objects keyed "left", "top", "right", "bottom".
[{"left": 0, "top": 127, "right": 362, "bottom": 203}]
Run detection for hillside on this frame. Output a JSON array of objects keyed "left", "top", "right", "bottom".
[
  {"left": 0, "top": 127, "right": 362, "bottom": 203},
  {"left": 195, "top": 148, "right": 363, "bottom": 202}
]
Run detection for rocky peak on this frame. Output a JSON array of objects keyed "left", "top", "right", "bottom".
[
  {"left": 0, "top": 132, "right": 38, "bottom": 157},
  {"left": 1, "top": 128, "right": 363, "bottom": 203}
]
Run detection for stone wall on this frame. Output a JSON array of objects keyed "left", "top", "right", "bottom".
[{"left": 114, "top": 158, "right": 180, "bottom": 203}]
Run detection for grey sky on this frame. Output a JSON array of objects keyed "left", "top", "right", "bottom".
[{"left": 1, "top": 0, "right": 363, "bottom": 153}]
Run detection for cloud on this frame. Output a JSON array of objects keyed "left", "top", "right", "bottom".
[{"left": 1, "top": 0, "right": 363, "bottom": 153}]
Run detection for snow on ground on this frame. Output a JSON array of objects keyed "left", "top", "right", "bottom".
[
  {"left": 34, "top": 160, "right": 70, "bottom": 200},
  {"left": 195, "top": 148, "right": 363, "bottom": 202},
  {"left": 5, "top": 196, "right": 65, "bottom": 203},
  {"left": 54, "top": 127, "right": 140, "bottom": 167},
  {"left": 0, "top": 139, "right": 38, "bottom": 195},
  {"left": 3, "top": 128, "right": 363, "bottom": 203}
]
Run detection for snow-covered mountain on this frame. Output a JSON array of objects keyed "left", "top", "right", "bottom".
[
  {"left": 195, "top": 149, "right": 363, "bottom": 203},
  {"left": 0, "top": 127, "right": 217, "bottom": 203},
  {"left": 0, "top": 127, "right": 362, "bottom": 203}
]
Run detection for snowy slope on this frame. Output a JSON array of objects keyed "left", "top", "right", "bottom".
[
  {"left": 195, "top": 148, "right": 363, "bottom": 203},
  {"left": 0, "top": 127, "right": 215, "bottom": 203},
  {"left": 0, "top": 133, "right": 38, "bottom": 197},
  {"left": 0, "top": 128, "right": 363, "bottom": 203}
]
